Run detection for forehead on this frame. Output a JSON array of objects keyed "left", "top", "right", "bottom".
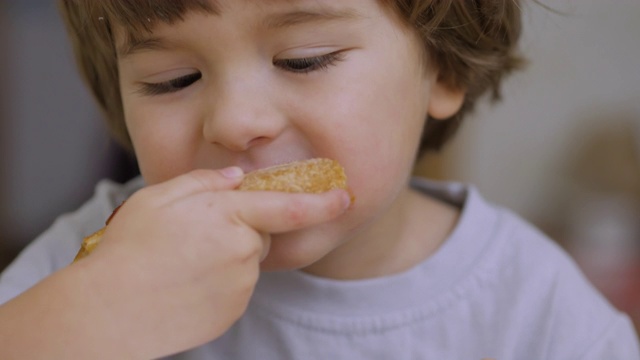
[
  {"left": 102, "top": 0, "right": 215, "bottom": 48},
  {"left": 105, "top": 0, "right": 363, "bottom": 30},
  {"left": 109, "top": 0, "right": 397, "bottom": 57},
  {"left": 105, "top": 0, "right": 396, "bottom": 43}
]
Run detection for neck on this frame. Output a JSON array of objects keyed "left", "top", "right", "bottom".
[{"left": 302, "top": 186, "right": 460, "bottom": 280}]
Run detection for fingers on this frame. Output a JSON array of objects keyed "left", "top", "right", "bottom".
[
  {"left": 229, "top": 189, "right": 351, "bottom": 234},
  {"left": 129, "top": 168, "right": 349, "bottom": 243},
  {"left": 259, "top": 233, "right": 271, "bottom": 262},
  {"left": 144, "top": 168, "right": 245, "bottom": 203}
]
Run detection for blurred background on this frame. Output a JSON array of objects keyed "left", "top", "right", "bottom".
[
  {"left": 0, "top": 1, "right": 139, "bottom": 265},
  {"left": 1, "top": 0, "right": 639, "bottom": 332}
]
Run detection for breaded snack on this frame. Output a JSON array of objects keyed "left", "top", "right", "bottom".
[
  {"left": 73, "top": 158, "right": 348, "bottom": 262},
  {"left": 238, "top": 158, "right": 347, "bottom": 193}
]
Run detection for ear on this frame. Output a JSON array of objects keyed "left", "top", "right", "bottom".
[{"left": 427, "top": 81, "right": 465, "bottom": 120}]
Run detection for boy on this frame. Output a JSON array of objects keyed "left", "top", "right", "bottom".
[{"left": 1, "top": 0, "right": 638, "bottom": 358}]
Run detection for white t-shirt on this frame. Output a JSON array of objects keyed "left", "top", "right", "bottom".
[{"left": 1, "top": 177, "right": 638, "bottom": 359}]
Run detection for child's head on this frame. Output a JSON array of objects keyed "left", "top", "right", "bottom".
[
  {"left": 60, "top": 0, "right": 523, "bottom": 155},
  {"left": 58, "top": 0, "right": 524, "bottom": 273}
]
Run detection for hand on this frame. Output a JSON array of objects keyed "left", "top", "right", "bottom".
[{"left": 77, "top": 168, "right": 350, "bottom": 359}]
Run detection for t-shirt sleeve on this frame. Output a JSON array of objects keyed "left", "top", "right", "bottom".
[
  {"left": 0, "top": 216, "right": 85, "bottom": 305},
  {"left": 0, "top": 179, "right": 133, "bottom": 305},
  {"left": 578, "top": 314, "right": 640, "bottom": 359},
  {"left": 489, "top": 208, "right": 640, "bottom": 359}
]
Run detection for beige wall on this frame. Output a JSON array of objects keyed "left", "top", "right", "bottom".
[{"left": 418, "top": 0, "right": 640, "bottom": 235}]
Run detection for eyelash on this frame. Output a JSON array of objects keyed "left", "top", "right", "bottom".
[
  {"left": 138, "top": 52, "right": 344, "bottom": 96},
  {"left": 139, "top": 73, "right": 202, "bottom": 96},
  {"left": 273, "top": 52, "right": 345, "bottom": 74}
]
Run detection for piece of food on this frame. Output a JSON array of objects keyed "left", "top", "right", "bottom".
[
  {"left": 238, "top": 158, "right": 347, "bottom": 193},
  {"left": 73, "top": 158, "right": 349, "bottom": 262},
  {"left": 73, "top": 202, "right": 124, "bottom": 262},
  {"left": 73, "top": 228, "right": 106, "bottom": 262}
]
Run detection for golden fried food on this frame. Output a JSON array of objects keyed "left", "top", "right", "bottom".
[{"left": 238, "top": 158, "right": 347, "bottom": 193}]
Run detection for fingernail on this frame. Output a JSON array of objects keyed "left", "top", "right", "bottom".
[
  {"left": 260, "top": 238, "right": 271, "bottom": 262},
  {"left": 221, "top": 166, "right": 244, "bottom": 179},
  {"left": 341, "top": 191, "right": 352, "bottom": 210}
]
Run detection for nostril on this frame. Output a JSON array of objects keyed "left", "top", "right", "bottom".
[{"left": 247, "top": 136, "right": 271, "bottom": 148}]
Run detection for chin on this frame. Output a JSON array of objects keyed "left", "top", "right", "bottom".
[{"left": 258, "top": 226, "right": 343, "bottom": 272}]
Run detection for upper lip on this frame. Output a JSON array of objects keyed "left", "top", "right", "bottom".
[{"left": 233, "top": 156, "right": 310, "bottom": 174}]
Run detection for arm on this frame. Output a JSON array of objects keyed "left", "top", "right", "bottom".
[
  {"left": 0, "top": 262, "right": 137, "bottom": 359},
  {"left": 0, "top": 168, "right": 349, "bottom": 359}
]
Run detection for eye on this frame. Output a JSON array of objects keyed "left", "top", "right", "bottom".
[
  {"left": 274, "top": 52, "right": 345, "bottom": 74},
  {"left": 139, "top": 72, "right": 202, "bottom": 96}
]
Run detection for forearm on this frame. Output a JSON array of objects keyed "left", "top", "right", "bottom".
[{"left": 0, "top": 263, "right": 135, "bottom": 359}]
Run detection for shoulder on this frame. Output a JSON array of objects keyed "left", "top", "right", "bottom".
[
  {"left": 54, "top": 176, "right": 144, "bottom": 246},
  {"left": 490, "top": 208, "right": 639, "bottom": 357},
  {"left": 411, "top": 178, "right": 596, "bottom": 291},
  {"left": 469, "top": 189, "right": 639, "bottom": 357},
  {"left": 0, "top": 177, "right": 144, "bottom": 304},
  {"left": 413, "top": 178, "right": 639, "bottom": 357}
]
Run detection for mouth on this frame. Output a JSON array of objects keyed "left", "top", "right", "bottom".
[{"left": 236, "top": 156, "right": 312, "bottom": 174}]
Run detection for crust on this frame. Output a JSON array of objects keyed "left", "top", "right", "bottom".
[{"left": 72, "top": 158, "right": 348, "bottom": 262}]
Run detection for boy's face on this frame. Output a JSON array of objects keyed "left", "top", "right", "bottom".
[{"left": 116, "top": 0, "right": 462, "bottom": 275}]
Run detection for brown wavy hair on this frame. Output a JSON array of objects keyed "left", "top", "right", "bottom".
[{"left": 58, "top": 0, "right": 524, "bottom": 155}]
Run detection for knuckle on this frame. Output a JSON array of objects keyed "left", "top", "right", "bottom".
[
  {"left": 229, "top": 228, "right": 263, "bottom": 260},
  {"left": 201, "top": 192, "right": 221, "bottom": 210},
  {"left": 187, "top": 169, "right": 217, "bottom": 189},
  {"left": 283, "top": 197, "right": 308, "bottom": 227},
  {"left": 129, "top": 186, "right": 154, "bottom": 204}
]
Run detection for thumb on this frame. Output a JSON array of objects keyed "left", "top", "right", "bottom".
[{"left": 146, "top": 167, "right": 245, "bottom": 202}]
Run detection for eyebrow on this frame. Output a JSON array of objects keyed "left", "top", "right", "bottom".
[
  {"left": 119, "top": 37, "right": 170, "bottom": 57},
  {"left": 118, "top": 7, "right": 363, "bottom": 57},
  {"left": 263, "top": 8, "right": 364, "bottom": 29}
]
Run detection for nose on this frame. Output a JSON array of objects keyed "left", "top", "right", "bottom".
[{"left": 202, "top": 72, "right": 286, "bottom": 152}]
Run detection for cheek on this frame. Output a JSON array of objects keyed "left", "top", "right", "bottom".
[
  {"left": 318, "top": 64, "right": 428, "bottom": 162},
  {"left": 305, "top": 61, "right": 430, "bottom": 212},
  {"left": 323, "top": 51, "right": 429, "bottom": 147},
  {"left": 124, "top": 102, "right": 202, "bottom": 185}
]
